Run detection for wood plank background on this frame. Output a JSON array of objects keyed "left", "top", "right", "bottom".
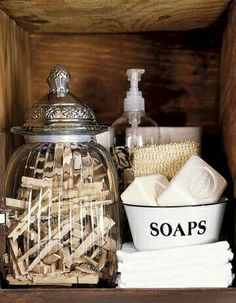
[
  {"left": 0, "top": 9, "right": 31, "bottom": 278},
  {"left": 0, "top": 10, "right": 31, "bottom": 184},
  {"left": 220, "top": 0, "right": 236, "bottom": 198},
  {"left": 0, "top": 11, "right": 31, "bottom": 129},
  {"left": 30, "top": 30, "right": 221, "bottom": 130},
  {"left": 0, "top": 0, "right": 230, "bottom": 33}
]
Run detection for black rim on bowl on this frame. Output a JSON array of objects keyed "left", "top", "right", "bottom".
[{"left": 122, "top": 196, "right": 229, "bottom": 208}]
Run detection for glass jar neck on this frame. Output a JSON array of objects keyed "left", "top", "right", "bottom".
[{"left": 24, "top": 134, "right": 93, "bottom": 143}]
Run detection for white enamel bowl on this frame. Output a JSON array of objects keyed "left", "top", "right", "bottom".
[{"left": 124, "top": 198, "right": 227, "bottom": 251}]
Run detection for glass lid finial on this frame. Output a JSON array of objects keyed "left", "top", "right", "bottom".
[{"left": 47, "top": 65, "right": 70, "bottom": 97}]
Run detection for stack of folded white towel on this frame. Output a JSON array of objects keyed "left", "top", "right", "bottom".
[{"left": 116, "top": 241, "right": 234, "bottom": 288}]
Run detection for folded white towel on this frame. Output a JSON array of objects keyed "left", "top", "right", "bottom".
[
  {"left": 117, "top": 278, "right": 233, "bottom": 288},
  {"left": 116, "top": 241, "right": 234, "bottom": 288},
  {"left": 118, "top": 279, "right": 234, "bottom": 289},
  {"left": 118, "top": 254, "right": 233, "bottom": 272},
  {"left": 120, "top": 263, "right": 233, "bottom": 283},
  {"left": 117, "top": 264, "right": 234, "bottom": 288},
  {"left": 117, "top": 241, "right": 231, "bottom": 262},
  {"left": 118, "top": 250, "right": 233, "bottom": 272}
]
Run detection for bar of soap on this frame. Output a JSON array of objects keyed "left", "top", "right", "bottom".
[
  {"left": 121, "top": 174, "right": 169, "bottom": 206},
  {"left": 157, "top": 155, "right": 227, "bottom": 206}
]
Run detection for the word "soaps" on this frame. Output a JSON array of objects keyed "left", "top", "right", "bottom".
[
  {"left": 157, "top": 155, "right": 227, "bottom": 206},
  {"left": 121, "top": 174, "right": 169, "bottom": 206}
]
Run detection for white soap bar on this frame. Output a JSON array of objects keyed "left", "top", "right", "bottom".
[
  {"left": 121, "top": 174, "right": 169, "bottom": 206},
  {"left": 157, "top": 155, "right": 227, "bottom": 206}
]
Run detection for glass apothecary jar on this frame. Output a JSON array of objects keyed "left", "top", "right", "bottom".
[{"left": 1, "top": 65, "right": 120, "bottom": 286}]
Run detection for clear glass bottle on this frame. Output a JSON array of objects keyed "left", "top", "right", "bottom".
[
  {"left": 111, "top": 69, "right": 160, "bottom": 191},
  {"left": 1, "top": 65, "right": 120, "bottom": 287}
]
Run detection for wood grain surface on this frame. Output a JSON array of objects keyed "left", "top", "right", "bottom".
[
  {"left": 0, "top": 9, "right": 31, "bottom": 150},
  {"left": 1, "top": 288, "right": 236, "bottom": 303},
  {"left": 0, "top": 0, "right": 230, "bottom": 33},
  {"left": 30, "top": 30, "right": 220, "bottom": 131},
  {"left": 220, "top": 1, "right": 236, "bottom": 198},
  {"left": 0, "top": 10, "right": 31, "bottom": 272}
]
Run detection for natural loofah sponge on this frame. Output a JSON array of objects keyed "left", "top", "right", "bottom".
[{"left": 132, "top": 141, "right": 200, "bottom": 180}]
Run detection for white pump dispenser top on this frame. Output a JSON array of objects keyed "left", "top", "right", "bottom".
[{"left": 124, "top": 69, "right": 145, "bottom": 112}]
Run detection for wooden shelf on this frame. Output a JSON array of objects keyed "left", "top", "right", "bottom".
[
  {"left": 0, "top": 0, "right": 231, "bottom": 33},
  {"left": 0, "top": 0, "right": 236, "bottom": 302},
  {"left": 1, "top": 288, "right": 236, "bottom": 303}
]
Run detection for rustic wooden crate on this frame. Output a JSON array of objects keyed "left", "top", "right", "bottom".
[{"left": 0, "top": 0, "right": 235, "bottom": 301}]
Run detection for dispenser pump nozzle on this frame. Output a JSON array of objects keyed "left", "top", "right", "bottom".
[{"left": 124, "top": 69, "right": 145, "bottom": 112}]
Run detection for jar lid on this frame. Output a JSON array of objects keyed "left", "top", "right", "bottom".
[{"left": 11, "top": 65, "right": 108, "bottom": 135}]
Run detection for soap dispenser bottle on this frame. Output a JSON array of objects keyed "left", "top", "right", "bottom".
[{"left": 111, "top": 69, "right": 160, "bottom": 190}]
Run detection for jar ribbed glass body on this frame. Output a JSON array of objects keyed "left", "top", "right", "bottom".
[{"left": 3, "top": 140, "right": 120, "bottom": 286}]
